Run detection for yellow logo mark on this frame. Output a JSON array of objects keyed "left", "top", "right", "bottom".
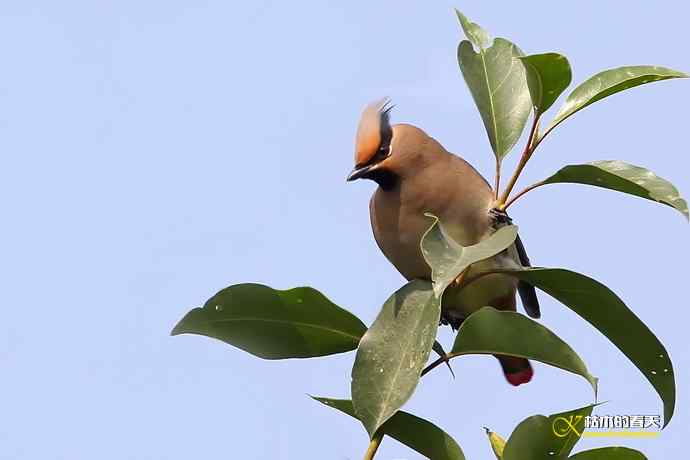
[{"left": 552, "top": 415, "right": 583, "bottom": 438}]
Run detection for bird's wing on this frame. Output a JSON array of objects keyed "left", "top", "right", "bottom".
[
  {"left": 488, "top": 209, "right": 541, "bottom": 319},
  {"left": 514, "top": 233, "right": 541, "bottom": 319}
]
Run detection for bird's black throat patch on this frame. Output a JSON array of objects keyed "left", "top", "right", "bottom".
[{"left": 367, "top": 168, "right": 398, "bottom": 190}]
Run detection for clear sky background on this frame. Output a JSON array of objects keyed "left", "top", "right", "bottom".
[{"left": 1, "top": 1, "right": 689, "bottom": 459}]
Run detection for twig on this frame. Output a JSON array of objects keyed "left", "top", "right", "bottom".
[
  {"left": 422, "top": 352, "right": 461, "bottom": 377},
  {"left": 362, "top": 431, "right": 384, "bottom": 460},
  {"left": 497, "top": 113, "right": 541, "bottom": 207},
  {"left": 503, "top": 180, "right": 547, "bottom": 209}
]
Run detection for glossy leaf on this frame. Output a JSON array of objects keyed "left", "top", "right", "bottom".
[
  {"left": 171, "top": 283, "right": 366, "bottom": 359},
  {"left": 500, "top": 268, "right": 675, "bottom": 426},
  {"left": 569, "top": 447, "right": 647, "bottom": 460},
  {"left": 541, "top": 160, "right": 688, "bottom": 220},
  {"left": 546, "top": 65, "right": 687, "bottom": 135},
  {"left": 351, "top": 280, "right": 441, "bottom": 437},
  {"left": 519, "top": 53, "right": 572, "bottom": 114},
  {"left": 503, "top": 404, "right": 595, "bottom": 460},
  {"left": 313, "top": 397, "right": 466, "bottom": 460},
  {"left": 421, "top": 213, "right": 518, "bottom": 297},
  {"left": 451, "top": 307, "right": 597, "bottom": 393},
  {"left": 456, "top": 11, "right": 532, "bottom": 160}
]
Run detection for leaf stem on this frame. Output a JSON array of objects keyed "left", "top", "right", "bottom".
[
  {"left": 362, "top": 431, "right": 384, "bottom": 460},
  {"left": 422, "top": 353, "right": 458, "bottom": 376},
  {"left": 503, "top": 180, "right": 547, "bottom": 209},
  {"left": 425, "top": 350, "right": 455, "bottom": 377},
  {"left": 497, "top": 113, "right": 541, "bottom": 208}
]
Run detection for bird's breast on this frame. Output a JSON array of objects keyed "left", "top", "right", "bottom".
[
  {"left": 369, "top": 188, "right": 432, "bottom": 280},
  {"left": 369, "top": 183, "right": 519, "bottom": 320}
]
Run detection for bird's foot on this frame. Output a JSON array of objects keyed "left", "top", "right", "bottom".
[{"left": 489, "top": 207, "right": 513, "bottom": 226}]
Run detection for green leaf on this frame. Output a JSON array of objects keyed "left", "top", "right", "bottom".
[
  {"left": 500, "top": 268, "right": 675, "bottom": 426},
  {"left": 450, "top": 307, "right": 597, "bottom": 393},
  {"left": 454, "top": 9, "right": 490, "bottom": 49},
  {"left": 541, "top": 160, "right": 688, "bottom": 220},
  {"left": 313, "top": 397, "right": 466, "bottom": 460},
  {"left": 569, "top": 447, "right": 647, "bottom": 460},
  {"left": 421, "top": 213, "right": 518, "bottom": 297},
  {"left": 546, "top": 65, "right": 687, "bottom": 136},
  {"left": 171, "top": 283, "right": 367, "bottom": 359},
  {"left": 519, "top": 53, "right": 572, "bottom": 114},
  {"left": 503, "top": 404, "right": 595, "bottom": 460},
  {"left": 351, "top": 280, "right": 441, "bottom": 437},
  {"left": 455, "top": 11, "right": 532, "bottom": 160}
]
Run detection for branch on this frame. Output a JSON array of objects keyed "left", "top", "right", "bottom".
[
  {"left": 497, "top": 113, "right": 540, "bottom": 207},
  {"left": 421, "top": 354, "right": 456, "bottom": 377},
  {"left": 503, "top": 179, "right": 547, "bottom": 209},
  {"left": 362, "top": 431, "right": 384, "bottom": 460}
]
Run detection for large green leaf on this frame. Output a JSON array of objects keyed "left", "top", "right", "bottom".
[
  {"left": 313, "top": 397, "right": 466, "bottom": 460},
  {"left": 421, "top": 214, "right": 518, "bottom": 297},
  {"left": 569, "top": 447, "right": 647, "bottom": 460},
  {"left": 541, "top": 160, "right": 688, "bottom": 220},
  {"left": 171, "top": 283, "right": 366, "bottom": 359},
  {"left": 499, "top": 268, "right": 675, "bottom": 426},
  {"left": 519, "top": 53, "right": 572, "bottom": 114},
  {"left": 455, "top": 10, "right": 532, "bottom": 160},
  {"left": 351, "top": 280, "right": 441, "bottom": 437},
  {"left": 545, "top": 65, "right": 687, "bottom": 136},
  {"left": 450, "top": 307, "right": 597, "bottom": 393},
  {"left": 503, "top": 404, "right": 595, "bottom": 460}
]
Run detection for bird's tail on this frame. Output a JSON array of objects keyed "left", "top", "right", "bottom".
[{"left": 495, "top": 355, "right": 533, "bottom": 386}]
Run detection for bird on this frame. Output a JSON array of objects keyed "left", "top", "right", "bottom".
[{"left": 347, "top": 98, "right": 540, "bottom": 386}]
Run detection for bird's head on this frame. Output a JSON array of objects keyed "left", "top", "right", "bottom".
[
  {"left": 347, "top": 98, "right": 438, "bottom": 190},
  {"left": 347, "top": 98, "right": 395, "bottom": 187}
]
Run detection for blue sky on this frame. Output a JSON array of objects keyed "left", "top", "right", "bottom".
[{"left": 1, "top": 1, "right": 688, "bottom": 459}]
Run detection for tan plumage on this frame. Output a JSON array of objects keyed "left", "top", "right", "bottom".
[{"left": 348, "top": 99, "right": 539, "bottom": 385}]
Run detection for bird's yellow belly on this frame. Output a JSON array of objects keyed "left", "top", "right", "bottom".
[{"left": 443, "top": 259, "right": 519, "bottom": 321}]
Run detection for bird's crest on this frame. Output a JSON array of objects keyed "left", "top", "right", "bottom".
[{"left": 354, "top": 98, "right": 393, "bottom": 166}]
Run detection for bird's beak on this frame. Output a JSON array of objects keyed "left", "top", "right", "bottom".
[{"left": 347, "top": 163, "right": 377, "bottom": 182}]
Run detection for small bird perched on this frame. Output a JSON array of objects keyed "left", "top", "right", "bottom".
[{"left": 347, "top": 98, "right": 540, "bottom": 386}]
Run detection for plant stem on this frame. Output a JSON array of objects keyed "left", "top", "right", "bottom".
[
  {"left": 503, "top": 180, "right": 547, "bottom": 209},
  {"left": 531, "top": 117, "right": 561, "bottom": 152},
  {"left": 421, "top": 354, "right": 456, "bottom": 376},
  {"left": 497, "top": 113, "right": 540, "bottom": 208},
  {"left": 363, "top": 432, "right": 384, "bottom": 460}
]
